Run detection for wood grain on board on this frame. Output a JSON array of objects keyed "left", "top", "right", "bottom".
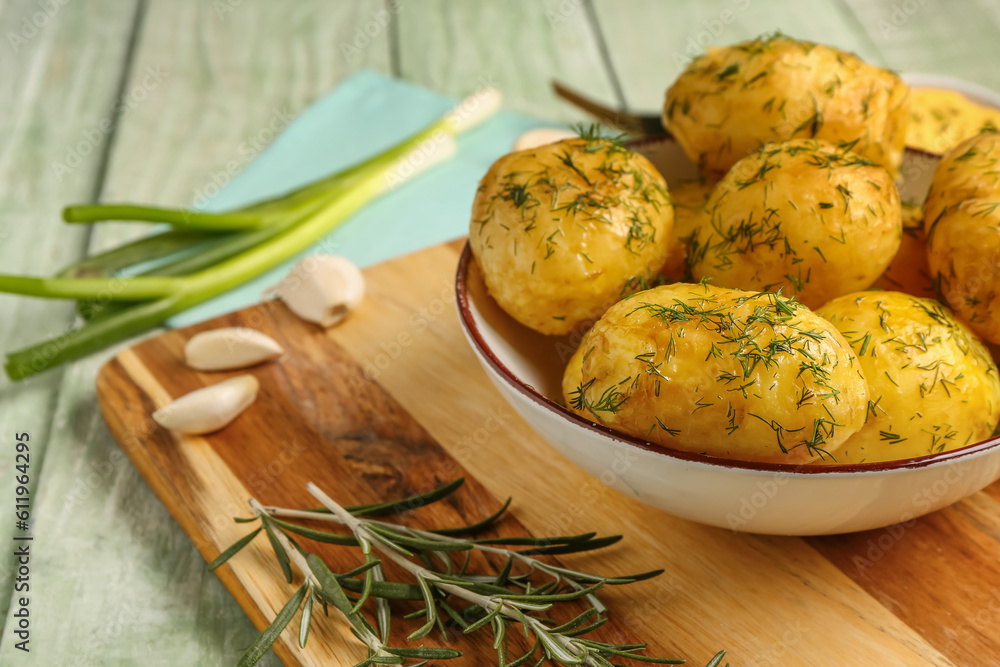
[
  {"left": 95, "top": 240, "right": 1000, "bottom": 667},
  {"left": 96, "top": 243, "right": 650, "bottom": 666}
]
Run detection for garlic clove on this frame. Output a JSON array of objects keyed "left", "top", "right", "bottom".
[
  {"left": 265, "top": 255, "right": 365, "bottom": 328},
  {"left": 512, "top": 128, "right": 576, "bottom": 152},
  {"left": 184, "top": 327, "right": 284, "bottom": 371},
  {"left": 152, "top": 375, "right": 259, "bottom": 435}
]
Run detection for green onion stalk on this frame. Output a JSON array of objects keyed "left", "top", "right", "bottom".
[{"left": 3, "top": 87, "right": 502, "bottom": 381}]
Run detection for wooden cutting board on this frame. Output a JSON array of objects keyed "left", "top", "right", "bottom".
[{"left": 96, "top": 240, "right": 1000, "bottom": 667}]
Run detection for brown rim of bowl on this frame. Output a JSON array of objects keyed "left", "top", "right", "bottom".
[{"left": 455, "top": 243, "right": 1000, "bottom": 475}]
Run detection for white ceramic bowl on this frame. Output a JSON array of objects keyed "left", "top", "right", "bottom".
[{"left": 456, "top": 129, "right": 1000, "bottom": 536}]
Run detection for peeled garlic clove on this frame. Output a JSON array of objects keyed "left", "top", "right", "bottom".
[
  {"left": 184, "top": 327, "right": 283, "bottom": 371},
  {"left": 152, "top": 375, "right": 259, "bottom": 435},
  {"left": 512, "top": 128, "right": 576, "bottom": 152},
  {"left": 265, "top": 255, "right": 364, "bottom": 328}
]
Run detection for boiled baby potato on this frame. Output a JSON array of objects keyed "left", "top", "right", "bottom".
[
  {"left": 660, "top": 179, "right": 713, "bottom": 282},
  {"left": 872, "top": 202, "right": 935, "bottom": 299},
  {"left": 926, "top": 198, "right": 1000, "bottom": 344},
  {"left": 688, "top": 139, "right": 902, "bottom": 308},
  {"left": 924, "top": 130, "right": 1000, "bottom": 230},
  {"left": 563, "top": 282, "right": 869, "bottom": 464},
  {"left": 817, "top": 291, "right": 1000, "bottom": 463},
  {"left": 907, "top": 88, "right": 1000, "bottom": 155},
  {"left": 469, "top": 136, "right": 674, "bottom": 335},
  {"left": 664, "top": 34, "right": 909, "bottom": 179}
]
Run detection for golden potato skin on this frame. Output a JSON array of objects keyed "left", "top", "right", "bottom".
[
  {"left": 924, "top": 131, "right": 1000, "bottom": 230},
  {"left": 664, "top": 35, "right": 909, "bottom": 179},
  {"left": 906, "top": 88, "right": 1000, "bottom": 155},
  {"left": 817, "top": 292, "right": 1000, "bottom": 463},
  {"left": 872, "top": 202, "right": 936, "bottom": 299},
  {"left": 469, "top": 138, "right": 674, "bottom": 335},
  {"left": 563, "top": 283, "right": 869, "bottom": 463},
  {"left": 562, "top": 342, "right": 587, "bottom": 416},
  {"left": 660, "top": 179, "right": 714, "bottom": 282},
  {"left": 926, "top": 198, "right": 1000, "bottom": 344},
  {"left": 688, "top": 139, "right": 902, "bottom": 308}
]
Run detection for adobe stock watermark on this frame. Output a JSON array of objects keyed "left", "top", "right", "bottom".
[
  {"left": 382, "top": 78, "right": 501, "bottom": 190},
  {"left": 725, "top": 472, "right": 791, "bottom": 531},
  {"left": 748, "top": 619, "right": 805, "bottom": 665},
  {"left": 340, "top": 0, "right": 404, "bottom": 64},
  {"left": 68, "top": 601, "right": 142, "bottom": 666},
  {"left": 62, "top": 449, "right": 129, "bottom": 510},
  {"left": 535, "top": 448, "right": 639, "bottom": 537},
  {"left": 52, "top": 65, "right": 169, "bottom": 181},
  {"left": 852, "top": 463, "right": 968, "bottom": 574},
  {"left": 876, "top": 0, "right": 929, "bottom": 39},
  {"left": 546, "top": 0, "right": 583, "bottom": 28},
  {"left": 7, "top": 0, "right": 70, "bottom": 54},
  {"left": 940, "top": 589, "right": 1000, "bottom": 658},
  {"left": 244, "top": 438, "right": 309, "bottom": 498},
  {"left": 191, "top": 107, "right": 294, "bottom": 207},
  {"left": 213, "top": 0, "right": 243, "bottom": 19},
  {"left": 355, "top": 280, "right": 456, "bottom": 384},
  {"left": 673, "top": 0, "right": 752, "bottom": 71},
  {"left": 938, "top": 249, "right": 1000, "bottom": 312}
]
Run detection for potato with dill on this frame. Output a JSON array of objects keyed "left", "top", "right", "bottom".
[
  {"left": 907, "top": 88, "right": 1000, "bottom": 155},
  {"left": 923, "top": 131, "right": 1000, "bottom": 343},
  {"left": 926, "top": 199, "right": 1000, "bottom": 344},
  {"left": 688, "top": 139, "right": 902, "bottom": 308},
  {"left": 562, "top": 282, "right": 869, "bottom": 464},
  {"left": 663, "top": 34, "right": 909, "bottom": 179},
  {"left": 924, "top": 130, "right": 1000, "bottom": 229},
  {"left": 817, "top": 291, "right": 1000, "bottom": 463},
  {"left": 469, "top": 136, "right": 673, "bottom": 335}
]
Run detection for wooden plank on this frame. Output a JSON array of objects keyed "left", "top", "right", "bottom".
[
  {"left": 809, "top": 492, "right": 1000, "bottom": 664},
  {"left": 841, "top": 0, "right": 1000, "bottom": 91},
  {"left": 0, "top": 0, "right": 140, "bottom": 630},
  {"left": 0, "top": 0, "right": 393, "bottom": 664},
  {"left": 589, "top": 0, "right": 887, "bottom": 112},
  {"left": 395, "top": 0, "right": 622, "bottom": 122}
]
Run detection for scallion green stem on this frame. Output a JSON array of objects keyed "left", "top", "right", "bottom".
[
  {"left": 6, "top": 295, "right": 183, "bottom": 380},
  {"left": 57, "top": 231, "right": 215, "bottom": 279},
  {"left": 63, "top": 205, "right": 267, "bottom": 232},
  {"left": 0, "top": 274, "right": 181, "bottom": 300}
]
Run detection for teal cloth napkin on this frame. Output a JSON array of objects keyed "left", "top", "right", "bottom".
[{"left": 169, "top": 70, "right": 556, "bottom": 327}]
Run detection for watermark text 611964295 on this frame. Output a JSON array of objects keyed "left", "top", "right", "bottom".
[{"left": 12, "top": 431, "right": 32, "bottom": 653}]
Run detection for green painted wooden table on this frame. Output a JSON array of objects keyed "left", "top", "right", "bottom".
[{"left": 1, "top": 1, "right": 998, "bottom": 664}]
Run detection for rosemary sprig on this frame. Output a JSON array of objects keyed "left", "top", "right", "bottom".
[{"left": 212, "top": 479, "right": 725, "bottom": 667}]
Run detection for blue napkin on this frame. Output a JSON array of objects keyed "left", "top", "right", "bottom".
[{"left": 169, "top": 70, "right": 557, "bottom": 326}]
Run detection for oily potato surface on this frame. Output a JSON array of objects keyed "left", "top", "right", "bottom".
[
  {"left": 817, "top": 291, "right": 1000, "bottom": 463},
  {"left": 926, "top": 198, "right": 1000, "bottom": 344},
  {"left": 688, "top": 139, "right": 902, "bottom": 308},
  {"left": 664, "top": 35, "right": 909, "bottom": 179},
  {"left": 924, "top": 130, "right": 1000, "bottom": 227},
  {"left": 563, "top": 282, "right": 868, "bottom": 463},
  {"left": 470, "top": 137, "right": 673, "bottom": 335}
]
